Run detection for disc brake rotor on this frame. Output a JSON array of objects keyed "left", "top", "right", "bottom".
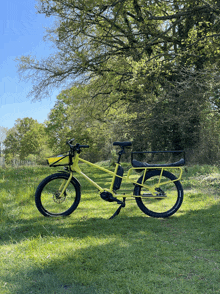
[{"left": 53, "top": 190, "right": 67, "bottom": 203}]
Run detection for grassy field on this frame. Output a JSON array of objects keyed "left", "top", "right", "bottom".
[{"left": 0, "top": 163, "right": 220, "bottom": 294}]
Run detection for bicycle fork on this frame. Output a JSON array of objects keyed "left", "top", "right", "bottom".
[{"left": 57, "top": 172, "right": 73, "bottom": 197}]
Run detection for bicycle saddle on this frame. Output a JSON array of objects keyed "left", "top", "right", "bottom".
[
  {"left": 132, "top": 158, "right": 185, "bottom": 168},
  {"left": 113, "top": 141, "right": 132, "bottom": 147}
]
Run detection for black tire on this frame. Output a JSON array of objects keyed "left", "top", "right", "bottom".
[
  {"left": 35, "top": 173, "right": 81, "bottom": 217},
  {"left": 134, "top": 169, "right": 183, "bottom": 218}
]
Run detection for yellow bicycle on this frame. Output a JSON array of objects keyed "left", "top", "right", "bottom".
[{"left": 35, "top": 139, "right": 185, "bottom": 219}]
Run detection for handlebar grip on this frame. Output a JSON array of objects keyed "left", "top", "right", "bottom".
[{"left": 66, "top": 140, "right": 89, "bottom": 150}]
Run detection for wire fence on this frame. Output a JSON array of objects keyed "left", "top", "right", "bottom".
[{"left": 0, "top": 157, "right": 36, "bottom": 167}]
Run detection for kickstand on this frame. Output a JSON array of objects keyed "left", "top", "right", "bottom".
[{"left": 109, "top": 197, "right": 126, "bottom": 220}]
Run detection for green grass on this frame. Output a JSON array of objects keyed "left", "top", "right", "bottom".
[{"left": 0, "top": 164, "right": 220, "bottom": 294}]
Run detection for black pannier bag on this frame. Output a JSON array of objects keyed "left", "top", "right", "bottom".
[{"left": 113, "top": 165, "right": 124, "bottom": 191}]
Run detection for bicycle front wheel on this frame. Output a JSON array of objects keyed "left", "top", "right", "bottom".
[
  {"left": 35, "top": 173, "right": 81, "bottom": 217},
  {"left": 134, "top": 169, "right": 183, "bottom": 218}
]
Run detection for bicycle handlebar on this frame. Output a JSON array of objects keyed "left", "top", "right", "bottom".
[
  {"left": 66, "top": 139, "right": 89, "bottom": 152},
  {"left": 79, "top": 145, "right": 90, "bottom": 148}
]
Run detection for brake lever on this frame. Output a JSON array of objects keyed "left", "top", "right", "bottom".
[{"left": 75, "top": 143, "right": 81, "bottom": 153}]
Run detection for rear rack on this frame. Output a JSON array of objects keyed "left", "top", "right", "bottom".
[{"left": 131, "top": 150, "right": 185, "bottom": 168}]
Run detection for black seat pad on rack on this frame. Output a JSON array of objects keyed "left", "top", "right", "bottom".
[
  {"left": 132, "top": 158, "right": 185, "bottom": 168},
  {"left": 113, "top": 141, "right": 132, "bottom": 147}
]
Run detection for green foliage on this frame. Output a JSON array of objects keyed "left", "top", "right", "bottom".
[
  {"left": 0, "top": 126, "right": 8, "bottom": 144},
  {"left": 133, "top": 67, "right": 216, "bottom": 151},
  {"left": 43, "top": 66, "right": 220, "bottom": 164},
  {"left": 4, "top": 118, "right": 49, "bottom": 163},
  {"left": 45, "top": 86, "right": 136, "bottom": 162},
  {"left": 17, "top": 0, "right": 220, "bottom": 101},
  {"left": 15, "top": 1, "right": 220, "bottom": 164},
  {"left": 0, "top": 165, "right": 220, "bottom": 293},
  {"left": 186, "top": 111, "right": 220, "bottom": 165}
]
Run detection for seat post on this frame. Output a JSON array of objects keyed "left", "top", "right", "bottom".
[{"left": 117, "top": 147, "right": 125, "bottom": 164}]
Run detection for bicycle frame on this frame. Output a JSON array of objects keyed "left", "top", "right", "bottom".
[{"left": 58, "top": 152, "right": 184, "bottom": 199}]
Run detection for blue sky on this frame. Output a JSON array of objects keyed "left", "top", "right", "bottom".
[{"left": 0, "top": 0, "right": 60, "bottom": 130}]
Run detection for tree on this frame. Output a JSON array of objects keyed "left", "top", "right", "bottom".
[
  {"left": 4, "top": 118, "right": 48, "bottom": 162},
  {"left": 16, "top": 1, "right": 220, "bottom": 162},
  {"left": 17, "top": 0, "right": 220, "bottom": 102},
  {"left": 3, "top": 127, "right": 19, "bottom": 163},
  {"left": 45, "top": 86, "right": 131, "bottom": 162},
  {"left": 0, "top": 126, "right": 8, "bottom": 156},
  {"left": 126, "top": 66, "right": 220, "bottom": 158}
]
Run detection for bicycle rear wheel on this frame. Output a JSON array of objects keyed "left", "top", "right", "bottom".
[
  {"left": 134, "top": 169, "right": 183, "bottom": 218},
  {"left": 35, "top": 173, "right": 81, "bottom": 217}
]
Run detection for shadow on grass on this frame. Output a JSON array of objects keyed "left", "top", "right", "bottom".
[
  {"left": 1, "top": 165, "right": 220, "bottom": 293},
  {"left": 1, "top": 200, "right": 220, "bottom": 244},
  {"left": 1, "top": 197, "right": 220, "bottom": 293}
]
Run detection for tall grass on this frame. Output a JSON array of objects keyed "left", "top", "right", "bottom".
[{"left": 0, "top": 164, "right": 220, "bottom": 294}]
